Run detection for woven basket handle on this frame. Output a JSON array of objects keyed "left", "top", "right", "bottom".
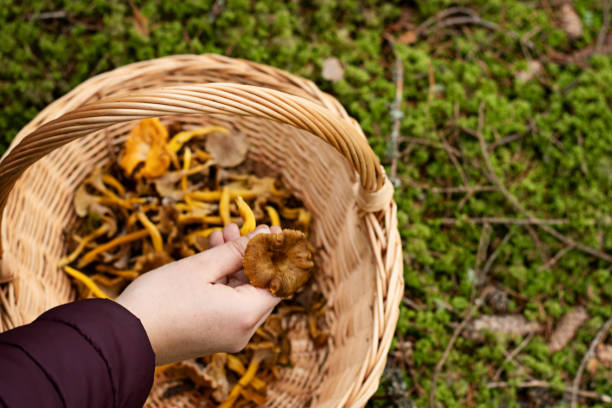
[{"left": 0, "top": 84, "right": 391, "bottom": 235}]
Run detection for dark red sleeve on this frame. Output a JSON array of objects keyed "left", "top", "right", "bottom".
[{"left": 0, "top": 299, "right": 155, "bottom": 408}]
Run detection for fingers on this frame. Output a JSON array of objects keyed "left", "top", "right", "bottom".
[
  {"left": 210, "top": 224, "right": 241, "bottom": 249},
  {"left": 227, "top": 269, "right": 249, "bottom": 288},
  {"left": 189, "top": 225, "right": 271, "bottom": 282},
  {"left": 223, "top": 224, "right": 241, "bottom": 242},
  {"left": 270, "top": 225, "right": 282, "bottom": 234},
  {"left": 209, "top": 230, "right": 224, "bottom": 248},
  {"left": 235, "top": 284, "right": 281, "bottom": 317}
]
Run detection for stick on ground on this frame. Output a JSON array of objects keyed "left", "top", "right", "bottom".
[{"left": 571, "top": 317, "right": 612, "bottom": 408}]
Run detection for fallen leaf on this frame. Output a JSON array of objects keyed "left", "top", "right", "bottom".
[
  {"left": 205, "top": 131, "right": 248, "bottom": 168},
  {"left": 548, "top": 306, "right": 588, "bottom": 352},
  {"left": 321, "top": 57, "right": 344, "bottom": 82},
  {"left": 559, "top": 2, "right": 583, "bottom": 40},
  {"left": 131, "top": 3, "right": 150, "bottom": 38},
  {"left": 587, "top": 357, "right": 599, "bottom": 374},
  {"left": 168, "top": 355, "right": 230, "bottom": 402},
  {"left": 596, "top": 343, "right": 612, "bottom": 367},
  {"left": 398, "top": 30, "right": 417, "bottom": 45},
  {"left": 463, "top": 314, "right": 543, "bottom": 340},
  {"left": 516, "top": 60, "right": 543, "bottom": 82}
]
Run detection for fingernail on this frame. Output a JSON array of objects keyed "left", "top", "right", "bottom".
[{"left": 247, "top": 225, "right": 270, "bottom": 238}]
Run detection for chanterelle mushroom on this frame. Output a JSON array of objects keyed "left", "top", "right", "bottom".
[{"left": 243, "top": 230, "right": 314, "bottom": 298}]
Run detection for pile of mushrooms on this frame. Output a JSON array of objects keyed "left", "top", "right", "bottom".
[{"left": 60, "top": 118, "right": 328, "bottom": 406}]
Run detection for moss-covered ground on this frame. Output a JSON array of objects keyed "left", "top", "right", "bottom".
[{"left": 1, "top": 1, "right": 611, "bottom": 406}]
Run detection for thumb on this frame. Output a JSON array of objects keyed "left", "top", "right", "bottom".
[{"left": 183, "top": 225, "right": 271, "bottom": 282}]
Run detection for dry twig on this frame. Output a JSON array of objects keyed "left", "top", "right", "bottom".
[
  {"left": 430, "top": 185, "right": 496, "bottom": 194},
  {"left": 438, "top": 217, "right": 567, "bottom": 226},
  {"left": 537, "top": 244, "right": 575, "bottom": 271},
  {"left": 386, "top": 35, "right": 404, "bottom": 185},
  {"left": 487, "top": 380, "right": 612, "bottom": 404},
  {"left": 429, "top": 295, "right": 486, "bottom": 408},
  {"left": 492, "top": 333, "right": 534, "bottom": 381},
  {"left": 474, "top": 223, "right": 492, "bottom": 286},
  {"left": 596, "top": 0, "right": 610, "bottom": 52},
  {"left": 473, "top": 101, "right": 612, "bottom": 263},
  {"left": 482, "top": 230, "right": 513, "bottom": 277},
  {"left": 417, "top": 8, "right": 536, "bottom": 50},
  {"left": 571, "top": 317, "right": 612, "bottom": 408}
]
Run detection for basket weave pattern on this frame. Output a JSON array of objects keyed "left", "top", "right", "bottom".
[{"left": 0, "top": 54, "right": 403, "bottom": 407}]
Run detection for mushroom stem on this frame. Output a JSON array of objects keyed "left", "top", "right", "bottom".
[
  {"left": 58, "top": 224, "right": 109, "bottom": 267},
  {"left": 181, "top": 147, "right": 192, "bottom": 192},
  {"left": 167, "top": 126, "right": 229, "bottom": 153},
  {"left": 219, "top": 353, "right": 264, "bottom": 408},
  {"left": 95, "top": 265, "right": 139, "bottom": 280},
  {"left": 188, "top": 188, "right": 261, "bottom": 202},
  {"left": 265, "top": 206, "right": 281, "bottom": 227},
  {"left": 78, "top": 229, "right": 148, "bottom": 268},
  {"left": 296, "top": 209, "right": 312, "bottom": 234},
  {"left": 226, "top": 354, "right": 266, "bottom": 391},
  {"left": 91, "top": 274, "right": 124, "bottom": 287},
  {"left": 220, "top": 186, "right": 231, "bottom": 226},
  {"left": 236, "top": 196, "right": 256, "bottom": 235},
  {"left": 102, "top": 174, "right": 126, "bottom": 196},
  {"left": 136, "top": 211, "right": 164, "bottom": 253},
  {"left": 64, "top": 266, "right": 109, "bottom": 299},
  {"left": 187, "top": 227, "right": 223, "bottom": 245}
]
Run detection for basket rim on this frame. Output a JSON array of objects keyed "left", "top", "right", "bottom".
[{"left": 0, "top": 54, "right": 404, "bottom": 408}]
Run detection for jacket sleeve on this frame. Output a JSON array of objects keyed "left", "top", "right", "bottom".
[{"left": 0, "top": 299, "right": 155, "bottom": 408}]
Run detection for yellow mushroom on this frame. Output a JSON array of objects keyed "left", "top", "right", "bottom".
[
  {"left": 296, "top": 209, "right": 312, "bottom": 234},
  {"left": 167, "top": 126, "right": 229, "bottom": 153},
  {"left": 181, "top": 147, "right": 192, "bottom": 192},
  {"left": 58, "top": 224, "right": 110, "bottom": 268},
  {"left": 101, "top": 174, "right": 126, "bottom": 196},
  {"left": 64, "top": 266, "right": 109, "bottom": 299},
  {"left": 94, "top": 265, "right": 139, "bottom": 280},
  {"left": 265, "top": 205, "right": 281, "bottom": 227},
  {"left": 187, "top": 227, "right": 223, "bottom": 246},
  {"left": 226, "top": 355, "right": 266, "bottom": 392},
  {"left": 219, "top": 186, "right": 231, "bottom": 226},
  {"left": 236, "top": 197, "right": 256, "bottom": 235},
  {"left": 78, "top": 229, "right": 149, "bottom": 268},
  {"left": 219, "top": 350, "right": 267, "bottom": 408},
  {"left": 136, "top": 211, "right": 164, "bottom": 253},
  {"left": 91, "top": 274, "right": 125, "bottom": 287}
]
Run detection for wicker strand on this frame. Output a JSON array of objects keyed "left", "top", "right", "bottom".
[{"left": 0, "top": 54, "right": 402, "bottom": 408}]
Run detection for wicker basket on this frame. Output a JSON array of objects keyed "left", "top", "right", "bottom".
[{"left": 0, "top": 54, "right": 403, "bottom": 407}]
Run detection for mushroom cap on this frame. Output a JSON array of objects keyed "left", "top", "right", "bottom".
[
  {"left": 119, "top": 117, "right": 171, "bottom": 178},
  {"left": 205, "top": 130, "right": 248, "bottom": 168},
  {"left": 243, "top": 230, "right": 314, "bottom": 299}
]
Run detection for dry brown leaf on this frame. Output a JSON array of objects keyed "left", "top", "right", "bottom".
[
  {"left": 131, "top": 3, "right": 150, "bottom": 38},
  {"left": 548, "top": 306, "right": 588, "bottom": 352},
  {"left": 516, "top": 60, "right": 543, "bottom": 82},
  {"left": 321, "top": 57, "right": 344, "bottom": 82},
  {"left": 596, "top": 343, "right": 612, "bottom": 367},
  {"left": 205, "top": 131, "right": 248, "bottom": 168},
  {"left": 587, "top": 357, "right": 600, "bottom": 374},
  {"left": 398, "top": 30, "right": 417, "bottom": 45},
  {"left": 559, "top": 2, "right": 583, "bottom": 40},
  {"left": 463, "top": 314, "right": 543, "bottom": 340},
  {"left": 169, "top": 355, "right": 230, "bottom": 402}
]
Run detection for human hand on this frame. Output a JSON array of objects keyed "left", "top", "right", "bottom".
[{"left": 115, "top": 224, "right": 281, "bottom": 365}]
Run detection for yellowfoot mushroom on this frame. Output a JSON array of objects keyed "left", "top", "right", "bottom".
[{"left": 243, "top": 230, "right": 314, "bottom": 298}]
